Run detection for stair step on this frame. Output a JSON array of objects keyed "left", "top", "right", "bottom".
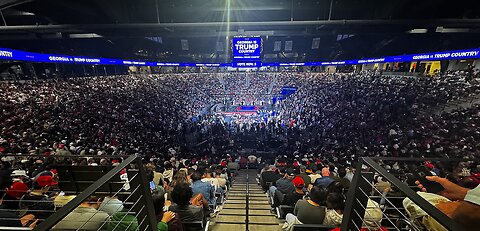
[
  {"left": 215, "top": 221, "right": 280, "bottom": 226},
  {"left": 223, "top": 207, "right": 271, "bottom": 210},
  {"left": 218, "top": 208, "right": 273, "bottom": 215},
  {"left": 210, "top": 170, "right": 281, "bottom": 231},
  {"left": 208, "top": 223, "right": 281, "bottom": 231},
  {"left": 227, "top": 197, "right": 267, "bottom": 201},
  {"left": 219, "top": 213, "right": 274, "bottom": 217},
  {"left": 226, "top": 201, "right": 270, "bottom": 205}
]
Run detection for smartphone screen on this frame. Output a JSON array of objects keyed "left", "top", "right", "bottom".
[
  {"left": 149, "top": 181, "right": 156, "bottom": 190},
  {"left": 414, "top": 166, "right": 444, "bottom": 193}
]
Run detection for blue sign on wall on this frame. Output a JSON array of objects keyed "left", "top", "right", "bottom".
[
  {"left": 1, "top": 47, "right": 480, "bottom": 67},
  {"left": 232, "top": 37, "right": 262, "bottom": 61}
]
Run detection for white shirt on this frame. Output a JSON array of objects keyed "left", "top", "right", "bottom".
[
  {"left": 465, "top": 185, "right": 480, "bottom": 206},
  {"left": 202, "top": 178, "right": 220, "bottom": 192}
]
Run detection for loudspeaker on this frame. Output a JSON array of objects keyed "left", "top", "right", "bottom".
[
  {"left": 312, "top": 38, "right": 320, "bottom": 49},
  {"left": 285, "top": 41, "right": 293, "bottom": 51},
  {"left": 274, "top": 41, "right": 281, "bottom": 51},
  {"left": 181, "top": 39, "right": 189, "bottom": 51}
]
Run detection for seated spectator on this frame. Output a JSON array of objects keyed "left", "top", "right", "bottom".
[
  {"left": 416, "top": 176, "right": 480, "bottom": 229},
  {"left": 169, "top": 183, "right": 204, "bottom": 222},
  {"left": 214, "top": 169, "right": 227, "bottom": 189},
  {"left": 0, "top": 171, "right": 22, "bottom": 227},
  {"left": 308, "top": 166, "right": 321, "bottom": 184},
  {"left": 269, "top": 168, "right": 295, "bottom": 200},
  {"left": 297, "top": 166, "right": 311, "bottom": 187},
  {"left": 201, "top": 168, "right": 220, "bottom": 192},
  {"left": 322, "top": 193, "right": 344, "bottom": 226},
  {"left": 277, "top": 176, "right": 305, "bottom": 207},
  {"left": 152, "top": 190, "right": 182, "bottom": 231},
  {"left": 53, "top": 196, "right": 109, "bottom": 230},
  {"left": 163, "top": 163, "right": 174, "bottom": 183},
  {"left": 314, "top": 167, "right": 334, "bottom": 188},
  {"left": 98, "top": 195, "right": 124, "bottom": 216},
  {"left": 190, "top": 171, "right": 215, "bottom": 205},
  {"left": 146, "top": 163, "right": 165, "bottom": 189},
  {"left": 327, "top": 181, "right": 345, "bottom": 195},
  {"left": 332, "top": 167, "right": 350, "bottom": 190},
  {"left": 10, "top": 170, "right": 29, "bottom": 183},
  {"left": 20, "top": 175, "right": 56, "bottom": 221},
  {"left": 362, "top": 200, "right": 387, "bottom": 231},
  {"left": 260, "top": 165, "right": 282, "bottom": 192},
  {"left": 170, "top": 170, "right": 189, "bottom": 189},
  {"left": 282, "top": 185, "right": 328, "bottom": 230},
  {"left": 329, "top": 200, "right": 385, "bottom": 231},
  {"left": 3, "top": 182, "right": 29, "bottom": 210},
  {"left": 106, "top": 194, "right": 138, "bottom": 231}
]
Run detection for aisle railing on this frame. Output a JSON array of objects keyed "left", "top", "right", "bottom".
[
  {"left": 33, "top": 155, "right": 158, "bottom": 231},
  {"left": 341, "top": 157, "right": 464, "bottom": 231}
]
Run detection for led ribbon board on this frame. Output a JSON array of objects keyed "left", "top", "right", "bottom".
[
  {"left": 232, "top": 37, "right": 262, "bottom": 61},
  {"left": 0, "top": 47, "right": 479, "bottom": 67}
]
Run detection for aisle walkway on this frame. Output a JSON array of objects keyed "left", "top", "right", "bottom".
[{"left": 209, "top": 170, "right": 282, "bottom": 231}]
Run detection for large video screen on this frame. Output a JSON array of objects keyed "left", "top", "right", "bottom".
[{"left": 232, "top": 37, "right": 262, "bottom": 61}]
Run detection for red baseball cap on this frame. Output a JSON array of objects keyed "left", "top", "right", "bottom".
[
  {"left": 6, "top": 182, "right": 29, "bottom": 198},
  {"left": 292, "top": 176, "right": 305, "bottom": 188},
  {"left": 36, "top": 175, "right": 57, "bottom": 187}
]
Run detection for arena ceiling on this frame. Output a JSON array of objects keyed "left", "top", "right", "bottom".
[{"left": 0, "top": 0, "right": 479, "bottom": 62}]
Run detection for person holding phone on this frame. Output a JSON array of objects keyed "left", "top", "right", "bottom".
[{"left": 416, "top": 176, "right": 480, "bottom": 228}]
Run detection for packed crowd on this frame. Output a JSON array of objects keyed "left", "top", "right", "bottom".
[
  {"left": 0, "top": 153, "right": 232, "bottom": 230},
  {"left": 270, "top": 71, "right": 480, "bottom": 159},
  {"left": 1, "top": 70, "right": 480, "bottom": 230}
]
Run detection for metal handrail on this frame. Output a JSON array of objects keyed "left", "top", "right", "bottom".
[
  {"left": 340, "top": 157, "right": 464, "bottom": 231},
  {"left": 33, "top": 154, "right": 157, "bottom": 231}
]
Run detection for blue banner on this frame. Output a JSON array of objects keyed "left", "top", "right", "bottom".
[
  {"left": 0, "top": 48, "right": 74, "bottom": 63},
  {"left": 1, "top": 47, "right": 480, "bottom": 67}
]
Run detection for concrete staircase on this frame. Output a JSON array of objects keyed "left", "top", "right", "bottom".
[{"left": 209, "top": 170, "right": 282, "bottom": 231}]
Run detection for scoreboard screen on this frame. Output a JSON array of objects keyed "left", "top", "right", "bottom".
[{"left": 232, "top": 37, "right": 262, "bottom": 61}]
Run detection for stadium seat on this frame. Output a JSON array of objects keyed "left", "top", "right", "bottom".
[{"left": 276, "top": 205, "right": 294, "bottom": 219}]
